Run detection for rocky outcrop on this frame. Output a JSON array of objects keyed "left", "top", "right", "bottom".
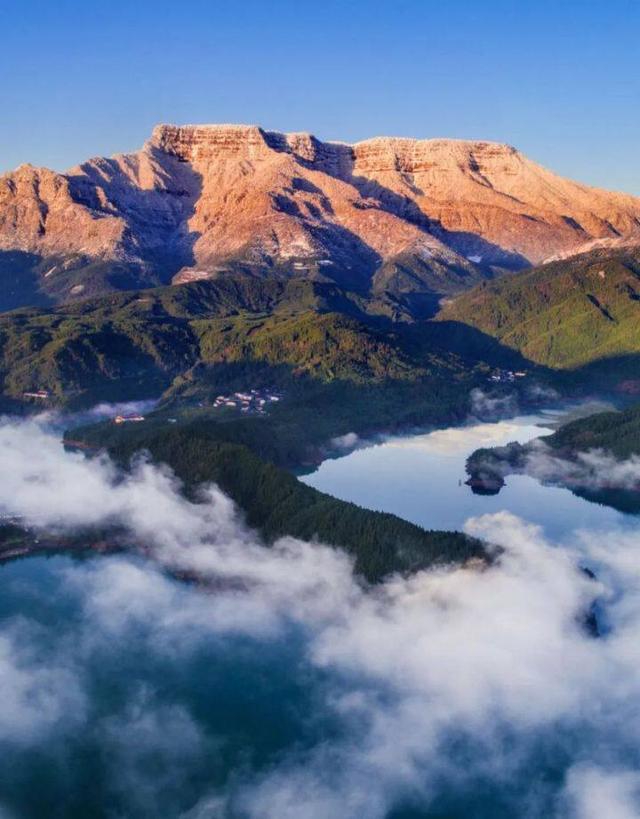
[
  {"left": 0, "top": 164, "right": 126, "bottom": 257},
  {"left": 1, "top": 123, "right": 639, "bottom": 310}
]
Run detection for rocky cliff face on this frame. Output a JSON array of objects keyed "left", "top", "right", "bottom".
[{"left": 1, "top": 123, "right": 639, "bottom": 312}]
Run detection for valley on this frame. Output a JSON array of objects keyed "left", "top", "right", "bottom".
[{"left": 2, "top": 221, "right": 640, "bottom": 584}]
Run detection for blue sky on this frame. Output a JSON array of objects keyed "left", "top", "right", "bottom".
[{"left": 1, "top": 0, "right": 638, "bottom": 193}]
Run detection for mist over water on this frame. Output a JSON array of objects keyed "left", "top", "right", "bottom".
[{"left": 0, "top": 411, "right": 640, "bottom": 818}]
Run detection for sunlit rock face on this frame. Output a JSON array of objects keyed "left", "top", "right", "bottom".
[{"left": 1, "top": 123, "right": 640, "bottom": 307}]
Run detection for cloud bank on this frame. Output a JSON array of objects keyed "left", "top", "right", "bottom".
[
  {"left": 0, "top": 416, "right": 639, "bottom": 818},
  {"left": 525, "top": 440, "right": 640, "bottom": 492}
]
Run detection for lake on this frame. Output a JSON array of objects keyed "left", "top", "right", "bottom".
[
  {"left": 1, "top": 404, "right": 639, "bottom": 818},
  {"left": 302, "top": 406, "right": 632, "bottom": 541}
]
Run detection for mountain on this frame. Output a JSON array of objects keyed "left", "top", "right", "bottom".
[
  {"left": 438, "top": 245, "right": 640, "bottom": 378},
  {"left": 2, "top": 123, "right": 640, "bottom": 313},
  {"left": 0, "top": 274, "right": 507, "bottom": 412}
]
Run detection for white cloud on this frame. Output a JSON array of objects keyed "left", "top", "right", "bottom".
[
  {"left": 469, "top": 387, "right": 518, "bottom": 419},
  {"left": 1, "top": 415, "right": 640, "bottom": 816},
  {"left": 99, "top": 689, "right": 211, "bottom": 815},
  {"left": 524, "top": 441, "right": 640, "bottom": 492},
  {"left": 329, "top": 431, "right": 361, "bottom": 451},
  {"left": 0, "top": 624, "right": 85, "bottom": 745},
  {"left": 560, "top": 765, "right": 640, "bottom": 819}
]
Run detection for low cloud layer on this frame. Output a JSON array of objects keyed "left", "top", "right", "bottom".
[
  {"left": 329, "top": 431, "right": 361, "bottom": 451},
  {"left": 469, "top": 384, "right": 560, "bottom": 421},
  {"left": 469, "top": 387, "right": 518, "bottom": 419},
  {"left": 525, "top": 440, "right": 640, "bottom": 491},
  {"left": 0, "top": 415, "right": 639, "bottom": 817}
]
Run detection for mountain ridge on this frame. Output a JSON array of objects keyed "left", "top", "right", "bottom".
[{"left": 2, "top": 123, "right": 640, "bottom": 312}]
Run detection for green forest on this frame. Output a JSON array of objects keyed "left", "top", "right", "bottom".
[
  {"left": 440, "top": 246, "right": 640, "bottom": 375},
  {"left": 73, "top": 419, "right": 485, "bottom": 582}
]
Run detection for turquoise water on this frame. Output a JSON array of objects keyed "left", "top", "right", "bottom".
[
  {"left": 0, "top": 555, "right": 337, "bottom": 818},
  {"left": 0, "top": 555, "right": 603, "bottom": 819}
]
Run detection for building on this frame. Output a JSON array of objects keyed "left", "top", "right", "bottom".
[
  {"left": 23, "top": 390, "right": 50, "bottom": 399},
  {"left": 114, "top": 413, "right": 145, "bottom": 424}
]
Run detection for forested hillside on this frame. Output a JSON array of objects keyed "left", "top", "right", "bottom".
[
  {"left": 544, "top": 403, "right": 640, "bottom": 458},
  {"left": 72, "top": 419, "right": 485, "bottom": 582},
  {"left": 0, "top": 273, "right": 526, "bottom": 414},
  {"left": 439, "top": 246, "right": 640, "bottom": 373}
]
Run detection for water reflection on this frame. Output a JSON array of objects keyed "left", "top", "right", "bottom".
[{"left": 302, "top": 409, "right": 631, "bottom": 540}]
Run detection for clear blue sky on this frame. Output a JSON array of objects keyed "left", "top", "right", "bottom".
[{"left": 1, "top": 0, "right": 638, "bottom": 193}]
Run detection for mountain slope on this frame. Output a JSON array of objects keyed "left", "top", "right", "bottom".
[
  {"left": 0, "top": 275, "right": 496, "bottom": 409},
  {"left": 438, "top": 246, "right": 640, "bottom": 372},
  {"left": 545, "top": 403, "right": 640, "bottom": 458},
  {"left": 2, "top": 124, "right": 639, "bottom": 312}
]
